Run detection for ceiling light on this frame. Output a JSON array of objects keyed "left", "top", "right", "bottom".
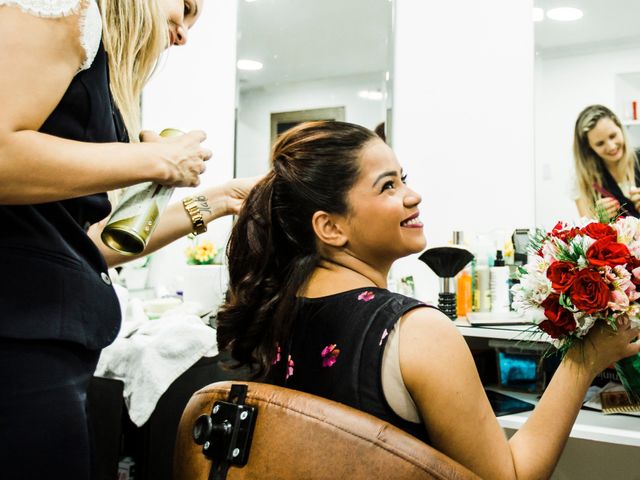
[
  {"left": 532, "top": 7, "right": 544, "bottom": 22},
  {"left": 546, "top": 7, "right": 583, "bottom": 21},
  {"left": 358, "top": 90, "right": 384, "bottom": 101},
  {"left": 237, "top": 59, "right": 263, "bottom": 71}
]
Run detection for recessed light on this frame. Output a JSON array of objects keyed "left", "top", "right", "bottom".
[
  {"left": 547, "top": 7, "right": 583, "bottom": 21},
  {"left": 358, "top": 90, "right": 384, "bottom": 101},
  {"left": 533, "top": 7, "right": 544, "bottom": 22},
  {"left": 237, "top": 59, "right": 263, "bottom": 71}
]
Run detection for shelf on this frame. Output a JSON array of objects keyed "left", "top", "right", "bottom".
[
  {"left": 487, "top": 388, "right": 640, "bottom": 447},
  {"left": 455, "top": 317, "right": 549, "bottom": 343}
]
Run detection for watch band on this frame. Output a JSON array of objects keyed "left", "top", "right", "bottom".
[{"left": 182, "top": 196, "right": 207, "bottom": 235}]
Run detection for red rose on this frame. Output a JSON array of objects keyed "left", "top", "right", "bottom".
[
  {"left": 586, "top": 237, "right": 630, "bottom": 267},
  {"left": 627, "top": 256, "right": 640, "bottom": 286},
  {"left": 539, "top": 319, "right": 570, "bottom": 339},
  {"left": 540, "top": 294, "right": 577, "bottom": 338},
  {"left": 568, "top": 268, "right": 610, "bottom": 314},
  {"left": 580, "top": 223, "right": 617, "bottom": 240},
  {"left": 546, "top": 261, "right": 576, "bottom": 293},
  {"left": 551, "top": 222, "right": 581, "bottom": 242}
]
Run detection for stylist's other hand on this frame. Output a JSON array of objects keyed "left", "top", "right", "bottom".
[
  {"left": 140, "top": 129, "right": 212, "bottom": 188},
  {"left": 595, "top": 197, "right": 620, "bottom": 221},
  {"left": 220, "top": 176, "right": 262, "bottom": 215},
  {"left": 629, "top": 186, "right": 640, "bottom": 211}
]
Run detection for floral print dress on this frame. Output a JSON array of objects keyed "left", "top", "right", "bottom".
[{"left": 276, "top": 287, "right": 433, "bottom": 443}]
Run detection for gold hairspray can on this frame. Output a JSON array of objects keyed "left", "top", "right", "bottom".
[{"left": 101, "top": 128, "right": 183, "bottom": 255}]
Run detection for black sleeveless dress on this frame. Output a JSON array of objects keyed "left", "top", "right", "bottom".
[
  {"left": 0, "top": 41, "right": 129, "bottom": 479},
  {"left": 280, "top": 287, "right": 433, "bottom": 443}
]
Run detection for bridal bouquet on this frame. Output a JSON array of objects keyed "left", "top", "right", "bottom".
[{"left": 512, "top": 217, "right": 640, "bottom": 402}]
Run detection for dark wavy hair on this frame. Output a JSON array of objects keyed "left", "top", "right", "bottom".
[{"left": 216, "top": 121, "right": 378, "bottom": 379}]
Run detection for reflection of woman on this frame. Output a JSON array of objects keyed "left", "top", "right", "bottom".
[
  {"left": 574, "top": 104, "right": 640, "bottom": 219},
  {"left": 0, "top": 1, "right": 254, "bottom": 478},
  {"left": 218, "top": 121, "right": 640, "bottom": 479}
]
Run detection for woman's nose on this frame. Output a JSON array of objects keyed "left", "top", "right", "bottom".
[
  {"left": 404, "top": 189, "right": 422, "bottom": 207},
  {"left": 175, "top": 25, "right": 188, "bottom": 45}
]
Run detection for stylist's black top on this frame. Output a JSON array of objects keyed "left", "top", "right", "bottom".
[
  {"left": 0, "top": 43, "right": 128, "bottom": 349},
  {"left": 280, "top": 287, "right": 432, "bottom": 443},
  {"left": 598, "top": 150, "right": 640, "bottom": 218}
]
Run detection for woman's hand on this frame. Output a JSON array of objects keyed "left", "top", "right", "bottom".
[
  {"left": 594, "top": 196, "right": 620, "bottom": 220},
  {"left": 629, "top": 186, "right": 640, "bottom": 211},
  {"left": 140, "top": 130, "right": 212, "bottom": 187},
  {"left": 568, "top": 319, "right": 640, "bottom": 377}
]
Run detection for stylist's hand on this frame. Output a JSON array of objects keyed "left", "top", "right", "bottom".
[
  {"left": 629, "top": 186, "right": 640, "bottom": 211},
  {"left": 219, "top": 176, "right": 262, "bottom": 215},
  {"left": 595, "top": 197, "right": 620, "bottom": 221},
  {"left": 140, "top": 129, "right": 212, "bottom": 187}
]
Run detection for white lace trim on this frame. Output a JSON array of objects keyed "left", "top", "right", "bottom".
[
  {"left": 0, "top": 0, "right": 81, "bottom": 17},
  {"left": 78, "top": 0, "right": 101, "bottom": 71},
  {"left": 0, "top": 0, "right": 102, "bottom": 71}
]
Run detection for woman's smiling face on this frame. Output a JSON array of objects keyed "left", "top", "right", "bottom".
[
  {"left": 336, "top": 139, "right": 426, "bottom": 265},
  {"left": 159, "top": 0, "right": 203, "bottom": 47},
  {"left": 587, "top": 117, "right": 625, "bottom": 164}
]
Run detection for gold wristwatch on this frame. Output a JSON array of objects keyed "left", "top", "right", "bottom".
[{"left": 182, "top": 196, "right": 207, "bottom": 235}]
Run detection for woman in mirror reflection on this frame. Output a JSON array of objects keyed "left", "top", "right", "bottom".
[
  {"left": 574, "top": 104, "right": 640, "bottom": 219},
  {"left": 218, "top": 121, "right": 640, "bottom": 479},
  {"left": 0, "top": 0, "right": 256, "bottom": 477}
]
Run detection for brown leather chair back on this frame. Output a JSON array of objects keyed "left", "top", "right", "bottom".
[{"left": 174, "top": 381, "right": 479, "bottom": 480}]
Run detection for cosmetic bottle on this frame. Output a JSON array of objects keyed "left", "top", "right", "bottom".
[
  {"left": 102, "top": 128, "right": 183, "bottom": 255},
  {"left": 490, "top": 250, "right": 510, "bottom": 314},
  {"left": 452, "top": 231, "right": 473, "bottom": 317},
  {"left": 474, "top": 256, "right": 491, "bottom": 313},
  {"left": 457, "top": 266, "right": 472, "bottom": 318}
]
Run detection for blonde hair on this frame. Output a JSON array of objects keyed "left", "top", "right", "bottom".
[
  {"left": 573, "top": 104, "right": 637, "bottom": 217},
  {"left": 98, "top": 0, "right": 169, "bottom": 140}
]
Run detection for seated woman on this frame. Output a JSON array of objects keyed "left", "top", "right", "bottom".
[
  {"left": 574, "top": 104, "right": 640, "bottom": 219},
  {"left": 217, "top": 121, "right": 639, "bottom": 479}
]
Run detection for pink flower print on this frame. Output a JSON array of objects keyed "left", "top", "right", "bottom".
[
  {"left": 272, "top": 345, "right": 281, "bottom": 365},
  {"left": 358, "top": 291, "right": 375, "bottom": 302},
  {"left": 321, "top": 343, "right": 340, "bottom": 367},
  {"left": 286, "top": 355, "right": 294, "bottom": 379},
  {"left": 379, "top": 328, "right": 389, "bottom": 346}
]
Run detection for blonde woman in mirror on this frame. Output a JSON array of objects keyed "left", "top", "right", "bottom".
[
  {"left": 0, "top": 1, "right": 257, "bottom": 478},
  {"left": 573, "top": 104, "right": 640, "bottom": 220}
]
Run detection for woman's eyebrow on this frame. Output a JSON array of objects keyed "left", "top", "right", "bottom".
[{"left": 372, "top": 170, "right": 398, "bottom": 188}]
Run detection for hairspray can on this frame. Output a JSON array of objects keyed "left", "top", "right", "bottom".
[{"left": 101, "top": 128, "right": 183, "bottom": 255}]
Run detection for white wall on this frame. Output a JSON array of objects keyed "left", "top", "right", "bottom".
[
  {"left": 535, "top": 46, "right": 640, "bottom": 229},
  {"left": 236, "top": 72, "right": 388, "bottom": 177},
  {"left": 140, "top": 0, "right": 238, "bottom": 291},
  {"left": 392, "top": 0, "right": 535, "bottom": 302}
]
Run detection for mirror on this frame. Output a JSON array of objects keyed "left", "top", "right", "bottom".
[
  {"left": 234, "top": 0, "right": 394, "bottom": 178},
  {"left": 534, "top": 0, "right": 640, "bottom": 226}
]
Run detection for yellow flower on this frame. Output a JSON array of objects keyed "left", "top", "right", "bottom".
[{"left": 185, "top": 238, "right": 218, "bottom": 265}]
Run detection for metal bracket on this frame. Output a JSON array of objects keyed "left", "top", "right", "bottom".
[{"left": 193, "top": 384, "right": 258, "bottom": 480}]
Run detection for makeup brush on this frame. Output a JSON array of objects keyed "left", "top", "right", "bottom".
[{"left": 418, "top": 247, "right": 474, "bottom": 319}]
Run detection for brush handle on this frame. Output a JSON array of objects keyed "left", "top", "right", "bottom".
[{"left": 438, "top": 292, "right": 457, "bottom": 320}]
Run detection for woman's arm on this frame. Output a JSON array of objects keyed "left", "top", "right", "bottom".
[
  {"left": 89, "top": 177, "right": 259, "bottom": 267},
  {"left": 0, "top": 6, "right": 209, "bottom": 205},
  {"left": 399, "top": 308, "right": 640, "bottom": 479}
]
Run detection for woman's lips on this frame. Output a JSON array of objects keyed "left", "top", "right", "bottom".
[{"left": 401, "top": 215, "right": 423, "bottom": 228}]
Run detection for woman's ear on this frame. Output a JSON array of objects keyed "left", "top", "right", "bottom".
[{"left": 311, "top": 211, "right": 348, "bottom": 247}]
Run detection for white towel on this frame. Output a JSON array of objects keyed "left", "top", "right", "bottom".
[{"left": 95, "top": 298, "right": 218, "bottom": 426}]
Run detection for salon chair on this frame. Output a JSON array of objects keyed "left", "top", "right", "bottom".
[{"left": 174, "top": 381, "right": 479, "bottom": 480}]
